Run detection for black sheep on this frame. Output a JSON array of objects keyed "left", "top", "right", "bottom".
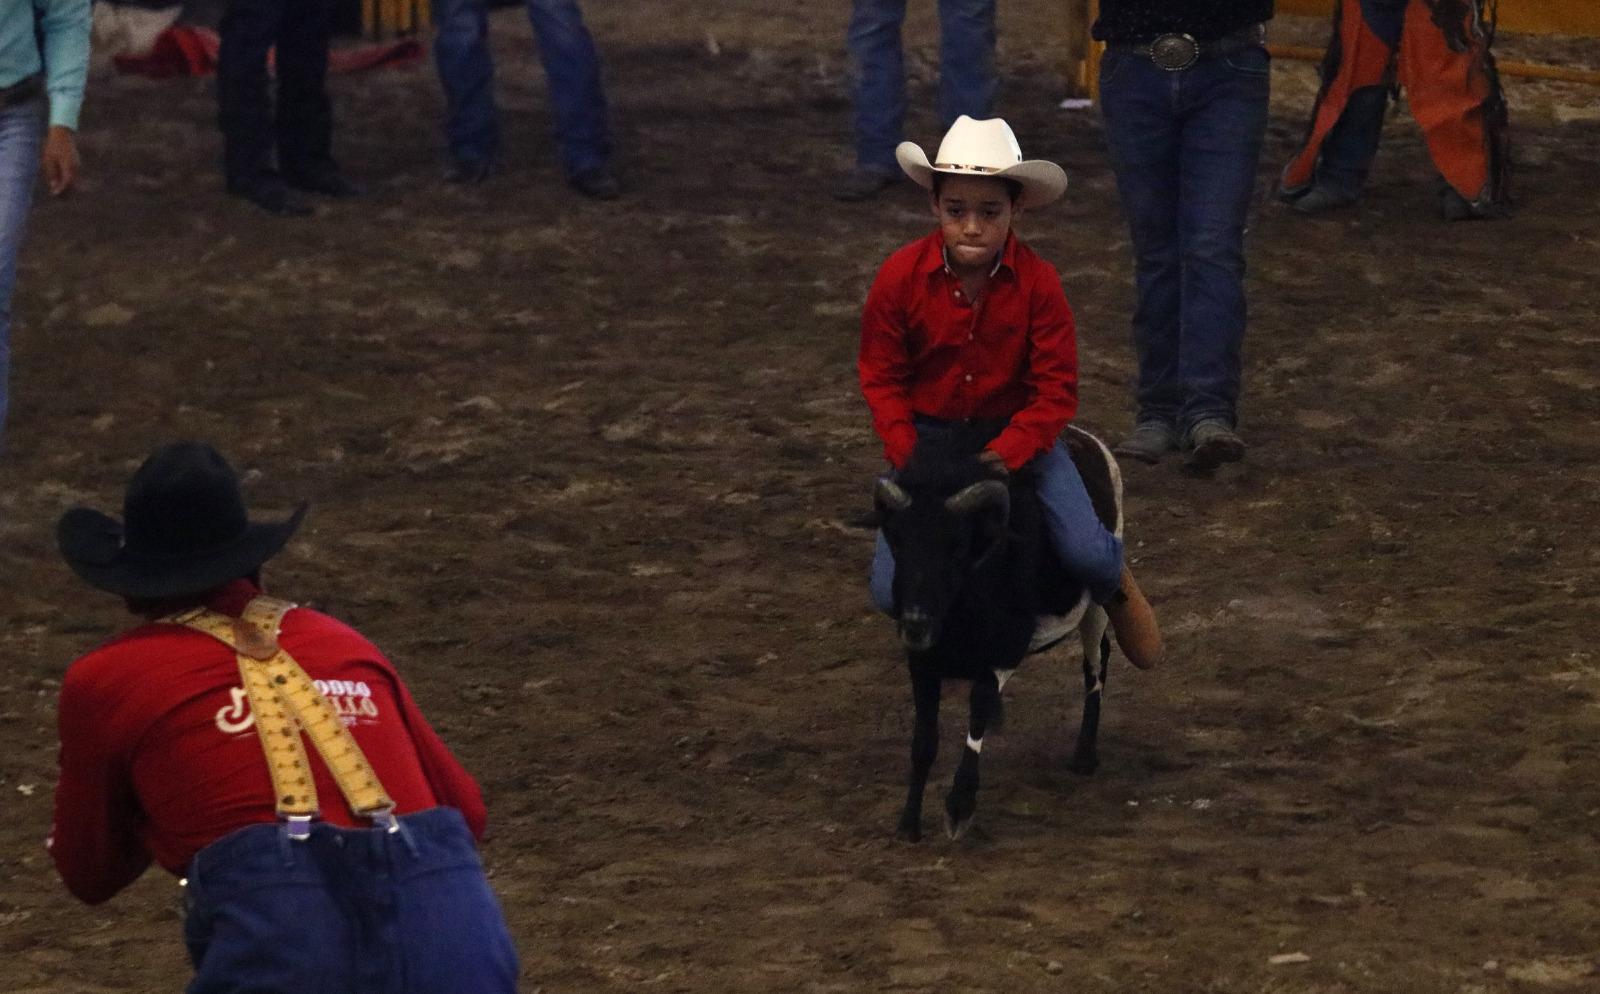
[{"left": 874, "top": 422, "right": 1122, "bottom": 841}]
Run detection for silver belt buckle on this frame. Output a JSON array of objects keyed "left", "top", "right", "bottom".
[{"left": 1149, "top": 33, "right": 1200, "bottom": 71}]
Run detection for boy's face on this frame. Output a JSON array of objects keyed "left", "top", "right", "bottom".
[{"left": 930, "top": 175, "right": 1019, "bottom": 272}]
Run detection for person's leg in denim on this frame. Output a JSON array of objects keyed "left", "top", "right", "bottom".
[
  {"left": 273, "top": 0, "right": 336, "bottom": 180},
  {"left": 846, "top": 0, "right": 909, "bottom": 177},
  {"left": 1032, "top": 440, "right": 1123, "bottom": 603},
  {"left": 525, "top": 0, "right": 612, "bottom": 179},
  {"left": 1309, "top": 84, "right": 1388, "bottom": 200},
  {"left": 0, "top": 100, "right": 42, "bottom": 448},
  {"left": 1308, "top": 0, "right": 1403, "bottom": 200},
  {"left": 1099, "top": 51, "right": 1185, "bottom": 432},
  {"left": 1173, "top": 47, "right": 1270, "bottom": 434},
  {"left": 869, "top": 531, "right": 896, "bottom": 615},
  {"left": 936, "top": 0, "right": 996, "bottom": 129},
  {"left": 217, "top": 0, "right": 283, "bottom": 190},
  {"left": 433, "top": 0, "right": 501, "bottom": 172}
]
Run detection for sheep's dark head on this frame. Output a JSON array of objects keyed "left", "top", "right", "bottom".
[{"left": 876, "top": 461, "right": 1011, "bottom": 653}]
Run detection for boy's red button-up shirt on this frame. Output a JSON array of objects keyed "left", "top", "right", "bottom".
[
  {"left": 49, "top": 579, "right": 488, "bottom": 905},
  {"left": 858, "top": 228, "right": 1079, "bottom": 471}
]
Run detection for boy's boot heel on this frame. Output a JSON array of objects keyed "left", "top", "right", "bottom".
[{"left": 1106, "top": 568, "right": 1164, "bottom": 670}]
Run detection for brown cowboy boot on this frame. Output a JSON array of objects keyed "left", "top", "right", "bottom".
[{"left": 1106, "top": 566, "right": 1164, "bottom": 670}]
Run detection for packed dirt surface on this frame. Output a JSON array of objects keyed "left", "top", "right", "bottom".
[{"left": 3, "top": 4, "right": 1599, "bottom": 992}]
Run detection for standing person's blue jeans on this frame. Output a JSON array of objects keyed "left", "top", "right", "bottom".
[
  {"left": 870, "top": 420, "right": 1123, "bottom": 615},
  {"left": 846, "top": 0, "right": 996, "bottom": 176},
  {"left": 0, "top": 97, "right": 43, "bottom": 449},
  {"left": 433, "top": 0, "right": 612, "bottom": 178},
  {"left": 1098, "top": 44, "right": 1271, "bottom": 436},
  {"left": 182, "top": 807, "right": 519, "bottom": 994}
]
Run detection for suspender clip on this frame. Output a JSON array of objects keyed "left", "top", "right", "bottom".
[
  {"left": 284, "top": 814, "right": 314, "bottom": 840},
  {"left": 371, "top": 807, "right": 400, "bottom": 834}
]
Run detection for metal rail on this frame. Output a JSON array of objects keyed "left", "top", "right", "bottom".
[{"left": 1269, "top": 42, "right": 1600, "bottom": 88}]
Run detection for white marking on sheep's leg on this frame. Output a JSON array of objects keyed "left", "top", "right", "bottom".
[
  {"left": 1080, "top": 606, "right": 1109, "bottom": 693},
  {"left": 994, "top": 668, "right": 1015, "bottom": 692},
  {"left": 965, "top": 734, "right": 983, "bottom": 754}
]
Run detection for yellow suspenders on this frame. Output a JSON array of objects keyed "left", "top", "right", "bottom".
[{"left": 169, "top": 596, "right": 397, "bottom": 838}]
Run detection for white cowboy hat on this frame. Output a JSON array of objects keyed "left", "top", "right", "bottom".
[{"left": 896, "top": 116, "right": 1068, "bottom": 209}]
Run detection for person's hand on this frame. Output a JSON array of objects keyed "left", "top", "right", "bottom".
[
  {"left": 978, "top": 449, "right": 1008, "bottom": 476},
  {"left": 41, "top": 126, "right": 80, "bottom": 196}
]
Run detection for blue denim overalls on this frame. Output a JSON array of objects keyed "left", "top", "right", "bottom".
[{"left": 174, "top": 598, "right": 520, "bottom": 994}]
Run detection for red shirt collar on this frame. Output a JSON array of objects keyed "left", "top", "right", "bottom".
[{"left": 204, "top": 577, "right": 265, "bottom": 615}]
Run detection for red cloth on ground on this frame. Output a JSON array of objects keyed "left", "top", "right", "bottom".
[
  {"left": 858, "top": 229, "right": 1079, "bottom": 472},
  {"left": 50, "top": 579, "right": 488, "bottom": 905},
  {"left": 113, "top": 26, "right": 425, "bottom": 78}
]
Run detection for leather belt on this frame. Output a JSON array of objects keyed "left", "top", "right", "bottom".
[
  {"left": 1107, "top": 23, "right": 1266, "bottom": 72},
  {"left": 0, "top": 73, "right": 43, "bottom": 108}
]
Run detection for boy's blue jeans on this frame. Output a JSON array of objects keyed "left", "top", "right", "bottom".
[
  {"left": 846, "top": 0, "right": 996, "bottom": 175},
  {"left": 182, "top": 807, "right": 519, "bottom": 994},
  {"left": 0, "top": 97, "right": 42, "bottom": 448},
  {"left": 1097, "top": 43, "right": 1271, "bottom": 434},
  {"left": 433, "top": 0, "right": 612, "bottom": 177},
  {"left": 870, "top": 423, "right": 1124, "bottom": 615}
]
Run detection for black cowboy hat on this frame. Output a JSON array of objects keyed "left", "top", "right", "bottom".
[{"left": 57, "top": 442, "right": 307, "bottom": 599}]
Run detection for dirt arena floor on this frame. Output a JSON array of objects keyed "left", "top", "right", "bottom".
[{"left": 3, "top": 4, "right": 1599, "bottom": 992}]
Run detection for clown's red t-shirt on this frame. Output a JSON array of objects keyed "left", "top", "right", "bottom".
[{"left": 50, "top": 579, "right": 487, "bottom": 904}]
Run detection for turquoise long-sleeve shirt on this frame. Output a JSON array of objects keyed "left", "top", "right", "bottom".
[{"left": 0, "top": 0, "right": 91, "bottom": 130}]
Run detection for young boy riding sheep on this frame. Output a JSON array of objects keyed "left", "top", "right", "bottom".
[{"left": 859, "top": 115, "right": 1164, "bottom": 670}]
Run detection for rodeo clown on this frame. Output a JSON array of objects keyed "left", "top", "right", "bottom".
[
  {"left": 1279, "top": 0, "right": 1509, "bottom": 219},
  {"left": 48, "top": 442, "right": 519, "bottom": 993}
]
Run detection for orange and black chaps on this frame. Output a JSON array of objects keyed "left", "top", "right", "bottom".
[{"left": 1281, "top": 0, "right": 1508, "bottom": 207}]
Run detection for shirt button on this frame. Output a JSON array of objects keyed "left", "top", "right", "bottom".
[
  {"left": 964, "top": 374, "right": 973, "bottom": 382},
  {"left": 954, "top": 291, "right": 963, "bottom": 299}
]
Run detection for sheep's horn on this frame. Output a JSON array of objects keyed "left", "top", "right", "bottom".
[
  {"left": 945, "top": 480, "right": 1009, "bottom": 518},
  {"left": 874, "top": 477, "right": 912, "bottom": 511}
]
